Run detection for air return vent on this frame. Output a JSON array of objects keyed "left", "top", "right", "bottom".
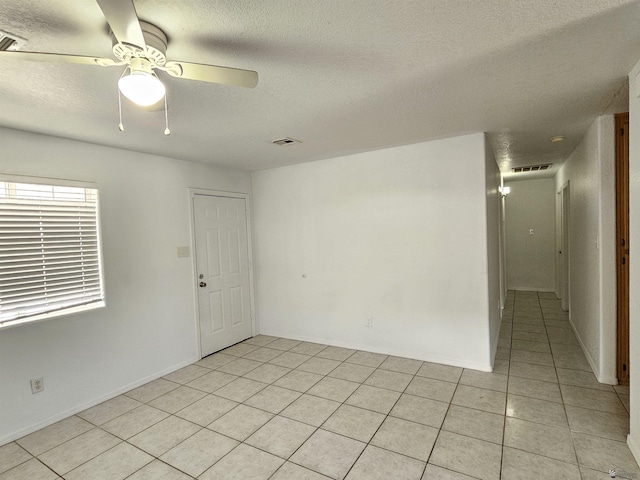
[
  {"left": 272, "top": 137, "right": 301, "bottom": 146},
  {"left": 0, "top": 30, "right": 26, "bottom": 51},
  {"left": 512, "top": 164, "right": 552, "bottom": 173}
]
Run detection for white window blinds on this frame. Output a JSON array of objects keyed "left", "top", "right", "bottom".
[{"left": 0, "top": 181, "right": 105, "bottom": 327}]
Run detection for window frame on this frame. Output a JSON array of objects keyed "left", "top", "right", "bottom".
[{"left": 0, "top": 175, "right": 106, "bottom": 329}]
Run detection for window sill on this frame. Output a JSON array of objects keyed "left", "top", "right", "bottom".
[{"left": 0, "top": 301, "right": 106, "bottom": 330}]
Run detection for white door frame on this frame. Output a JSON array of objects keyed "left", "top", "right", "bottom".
[
  {"left": 560, "top": 182, "right": 570, "bottom": 312},
  {"left": 498, "top": 186, "right": 507, "bottom": 313},
  {"left": 555, "top": 190, "right": 562, "bottom": 297},
  {"left": 188, "top": 188, "right": 256, "bottom": 358}
]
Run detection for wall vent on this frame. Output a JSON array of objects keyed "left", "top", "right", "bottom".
[
  {"left": 512, "top": 163, "right": 552, "bottom": 173},
  {"left": 272, "top": 137, "right": 301, "bottom": 146},
  {"left": 0, "top": 30, "right": 26, "bottom": 51}
]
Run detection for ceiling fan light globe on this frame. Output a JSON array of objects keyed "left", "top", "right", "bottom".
[{"left": 118, "top": 71, "right": 165, "bottom": 106}]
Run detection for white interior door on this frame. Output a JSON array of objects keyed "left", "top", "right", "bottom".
[{"left": 193, "top": 194, "right": 252, "bottom": 356}]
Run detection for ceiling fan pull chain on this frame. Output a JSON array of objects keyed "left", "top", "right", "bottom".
[
  {"left": 163, "top": 88, "right": 170, "bottom": 136},
  {"left": 117, "top": 91, "right": 124, "bottom": 132},
  {"left": 117, "top": 68, "right": 127, "bottom": 132}
]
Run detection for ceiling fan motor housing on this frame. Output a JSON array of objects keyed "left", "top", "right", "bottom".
[{"left": 111, "top": 21, "right": 168, "bottom": 67}]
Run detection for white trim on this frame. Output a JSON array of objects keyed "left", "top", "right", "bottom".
[
  {"left": 0, "top": 173, "right": 98, "bottom": 189},
  {"left": 0, "top": 301, "right": 105, "bottom": 330},
  {"left": 597, "top": 373, "right": 621, "bottom": 385},
  {"left": 259, "top": 329, "right": 494, "bottom": 372},
  {"left": 568, "top": 317, "right": 618, "bottom": 385},
  {"left": 491, "top": 316, "right": 502, "bottom": 369},
  {"left": 561, "top": 181, "right": 571, "bottom": 313},
  {"left": 187, "top": 191, "right": 201, "bottom": 359},
  {"left": 188, "top": 188, "right": 256, "bottom": 359},
  {"left": 0, "top": 356, "right": 198, "bottom": 446},
  {"left": 246, "top": 197, "right": 257, "bottom": 344}
]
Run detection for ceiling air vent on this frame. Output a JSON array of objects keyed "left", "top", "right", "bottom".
[
  {"left": 272, "top": 137, "right": 301, "bottom": 146},
  {"left": 0, "top": 30, "right": 26, "bottom": 51},
  {"left": 512, "top": 164, "right": 552, "bottom": 173}
]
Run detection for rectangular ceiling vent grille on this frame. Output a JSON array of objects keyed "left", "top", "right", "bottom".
[
  {"left": 272, "top": 137, "right": 301, "bottom": 146},
  {"left": 0, "top": 30, "right": 26, "bottom": 51},
  {"left": 512, "top": 164, "right": 552, "bottom": 173}
]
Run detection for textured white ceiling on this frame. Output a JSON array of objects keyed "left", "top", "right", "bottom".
[{"left": 0, "top": 0, "right": 639, "bottom": 172}]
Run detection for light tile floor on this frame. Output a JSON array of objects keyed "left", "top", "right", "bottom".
[{"left": 2, "top": 290, "right": 639, "bottom": 479}]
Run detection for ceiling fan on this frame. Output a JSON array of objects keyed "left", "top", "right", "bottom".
[{"left": 0, "top": 0, "right": 258, "bottom": 132}]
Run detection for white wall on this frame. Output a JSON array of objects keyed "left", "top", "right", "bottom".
[
  {"left": 555, "top": 115, "right": 617, "bottom": 384},
  {"left": 485, "top": 138, "right": 502, "bottom": 360},
  {"left": 627, "top": 59, "right": 640, "bottom": 465},
  {"left": 252, "top": 133, "right": 498, "bottom": 371},
  {"left": 504, "top": 178, "right": 556, "bottom": 292},
  {"left": 0, "top": 127, "right": 251, "bottom": 444}
]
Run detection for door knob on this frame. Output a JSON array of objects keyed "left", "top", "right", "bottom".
[{"left": 199, "top": 282, "right": 207, "bottom": 287}]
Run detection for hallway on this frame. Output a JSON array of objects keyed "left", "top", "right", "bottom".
[
  {"left": 1, "top": 291, "right": 637, "bottom": 479},
  {"left": 499, "top": 290, "right": 633, "bottom": 479}
]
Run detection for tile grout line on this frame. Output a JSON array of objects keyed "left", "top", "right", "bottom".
[
  {"left": 504, "top": 293, "right": 635, "bottom": 475},
  {"left": 210, "top": 342, "right": 373, "bottom": 479},
  {"left": 333, "top": 361, "right": 421, "bottom": 480},
  {"left": 261, "top": 345, "right": 435, "bottom": 478},
  {"left": 505, "top": 293, "right": 580, "bottom": 468},
  {"left": 241, "top": 342, "right": 473, "bottom": 479},
  {"left": 545, "top": 297, "right": 578, "bottom": 456},
  {"left": 499, "top": 290, "right": 516, "bottom": 480},
  {"left": 539, "top": 290, "right": 584, "bottom": 469}
]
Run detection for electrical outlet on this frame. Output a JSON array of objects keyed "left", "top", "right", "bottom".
[
  {"left": 366, "top": 317, "right": 373, "bottom": 328},
  {"left": 31, "top": 377, "right": 44, "bottom": 394}
]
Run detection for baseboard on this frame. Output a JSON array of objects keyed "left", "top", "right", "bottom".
[
  {"left": 628, "top": 434, "right": 640, "bottom": 468},
  {"left": 568, "top": 317, "right": 599, "bottom": 377},
  {"left": 491, "top": 318, "right": 502, "bottom": 369},
  {"left": 596, "top": 373, "right": 619, "bottom": 385},
  {"left": 567, "top": 318, "right": 617, "bottom": 385},
  {"left": 258, "top": 329, "right": 493, "bottom": 372},
  {"left": 0, "top": 356, "right": 199, "bottom": 446}
]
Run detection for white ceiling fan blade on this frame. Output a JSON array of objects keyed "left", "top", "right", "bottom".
[
  {"left": 0, "top": 50, "right": 121, "bottom": 67},
  {"left": 95, "top": 0, "right": 146, "bottom": 50},
  {"left": 162, "top": 61, "right": 258, "bottom": 88}
]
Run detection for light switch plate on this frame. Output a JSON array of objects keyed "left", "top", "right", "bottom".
[{"left": 177, "top": 246, "right": 190, "bottom": 257}]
